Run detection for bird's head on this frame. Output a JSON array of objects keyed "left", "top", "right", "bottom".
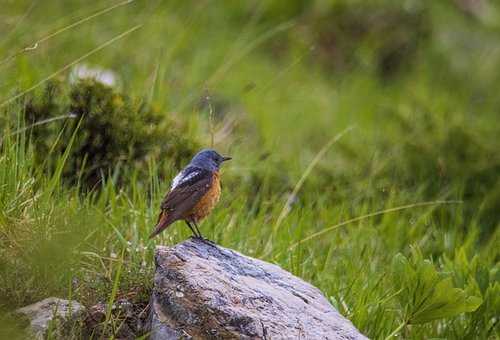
[{"left": 189, "top": 149, "right": 231, "bottom": 171}]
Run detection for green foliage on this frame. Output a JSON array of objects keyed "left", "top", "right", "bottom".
[
  {"left": 18, "top": 79, "right": 199, "bottom": 188},
  {"left": 247, "top": 0, "right": 430, "bottom": 76},
  {"left": 0, "top": 0, "right": 499, "bottom": 338},
  {"left": 392, "top": 249, "right": 481, "bottom": 327},
  {"left": 0, "top": 310, "right": 27, "bottom": 340},
  {"left": 305, "top": 0, "right": 431, "bottom": 76},
  {"left": 372, "top": 107, "right": 500, "bottom": 235},
  {"left": 441, "top": 247, "right": 500, "bottom": 338}
]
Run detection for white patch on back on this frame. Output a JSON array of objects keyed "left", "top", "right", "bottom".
[{"left": 171, "top": 169, "right": 200, "bottom": 189}]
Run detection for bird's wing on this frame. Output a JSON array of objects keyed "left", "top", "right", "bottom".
[
  {"left": 171, "top": 166, "right": 202, "bottom": 189},
  {"left": 161, "top": 168, "right": 213, "bottom": 215},
  {"left": 149, "top": 168, "right": 213, "bottom": 238}
]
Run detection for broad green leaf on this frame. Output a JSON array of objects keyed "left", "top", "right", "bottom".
[
  {"left": 410, "top": 278, "right": 482, "bottom": 324},
  {"left": 392, "top": 251, "right": 483, "bottom": 325}
]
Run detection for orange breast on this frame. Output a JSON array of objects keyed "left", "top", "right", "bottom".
[{"left": 189, "top": 172, "right": 221, "bottom": 222}]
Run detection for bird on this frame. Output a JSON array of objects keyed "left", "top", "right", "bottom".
[{"left": 149, "top": 149, "right": 231, "bottom": 240}]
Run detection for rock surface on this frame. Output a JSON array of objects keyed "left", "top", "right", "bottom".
[
  {"left": 16, "top": 297, "right": 86, "bottom": 339},
  {"left": 150, "top": 238, "right": 368, "bottom": 340}
]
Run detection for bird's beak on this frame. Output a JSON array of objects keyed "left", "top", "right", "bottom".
[{"left": 222, "top": 156, "right": 232, "bottom": 162}]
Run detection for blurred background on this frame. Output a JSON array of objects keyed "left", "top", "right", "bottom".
[{"left": 0, "top": 1, "right": 499, "bottom": 338}]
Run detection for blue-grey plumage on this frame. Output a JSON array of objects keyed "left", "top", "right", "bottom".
[
  {"left": 188, "top": 149, "right": 232, "bottom": 171},
  {"left": 171, "top": 149, "right": 231, "bottom": 189}
]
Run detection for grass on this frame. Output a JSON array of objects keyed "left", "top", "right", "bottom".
[{"left": 1, "top": 1, "right": 499, "bottom": 339}]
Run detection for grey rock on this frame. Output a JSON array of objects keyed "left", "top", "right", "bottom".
[
  {"left": 16, "top": 297, "right": 85, "bottom": 339},
  {"left": 150, "top": 238, "right": 368, "bottom": 340}
]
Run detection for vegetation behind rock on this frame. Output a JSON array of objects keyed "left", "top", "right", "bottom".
[{"left": 0, "top": 1, "right": 499, "bottom": 339}]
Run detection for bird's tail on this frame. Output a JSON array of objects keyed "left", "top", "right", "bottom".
[{"left": 149, "top": 211, "right": 172, "bottom": 239}]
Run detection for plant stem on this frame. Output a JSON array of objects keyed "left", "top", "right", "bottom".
[{"left": 385, "top": 321, "right": 407, "bottom": 340}]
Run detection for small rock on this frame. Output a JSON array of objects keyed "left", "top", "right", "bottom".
[{"left": 16, "top": 297, "right": 85, "bottom": 339}]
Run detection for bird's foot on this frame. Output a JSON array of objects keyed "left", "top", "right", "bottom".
[
  {"left": 200, "top": 237, "right": 217, "bottom": 247},
  {"left": 190, "top": 235, "right": 216, "bottom": 246}
]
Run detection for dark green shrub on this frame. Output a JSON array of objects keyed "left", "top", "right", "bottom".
[
  {"left": 374, "top": 109, "right": 500, "bottom": 235},
  {"left": 19, "top": 79, "right": 199, "bottom": 188},
  {"left": 308, "top": 1, "right": 431, "bottom": 77}
]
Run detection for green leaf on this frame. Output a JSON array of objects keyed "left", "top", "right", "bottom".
[
  {"left": 392, "top": 250, "right": 483, "bottom": 325},
  {"left": 410, "top": 278, "right": 482, "bottom": 324}
]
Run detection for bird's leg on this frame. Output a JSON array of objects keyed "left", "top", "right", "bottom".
[
  {"left": 193, "top": 221, "right": 215, "bottom": 245},
  {"left": 185, "top": 221, "right": 200, "bottom": 238},
  {"left": 193, "top": 221, "right": 205, "bottom": 240}
]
